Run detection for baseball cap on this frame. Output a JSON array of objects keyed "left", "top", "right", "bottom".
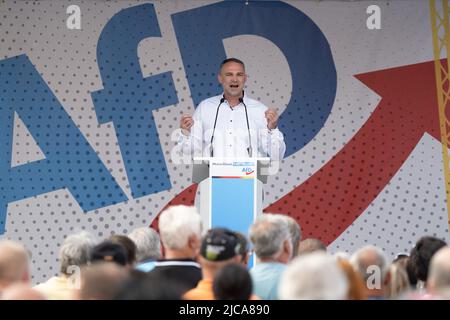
[{"left": 200, "top": 228, "right": 241, "bottom": 262}]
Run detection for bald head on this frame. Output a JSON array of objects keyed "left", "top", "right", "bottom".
[
  {"left": 0, "top": 240, "right": 30, "bottom": 289},
  {"left": 428, "top": 246, "right": 450, "bottom": 297},
  {"left": 350, "top": 245, "right": 388, "bottom": 282}
]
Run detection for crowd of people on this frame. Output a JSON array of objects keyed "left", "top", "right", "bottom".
[{"left": 0, "top": 204, "right": 449, "bottom": 300}]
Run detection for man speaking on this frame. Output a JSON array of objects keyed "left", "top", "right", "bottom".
[{"left": 179, "top": 58, "right": 286, "bottom": 160}]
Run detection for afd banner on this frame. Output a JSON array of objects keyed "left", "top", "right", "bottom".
[{"left": 0, "top": 0, "right": 447, "bottom": 283}]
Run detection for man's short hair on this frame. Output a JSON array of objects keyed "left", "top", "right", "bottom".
[
  {"left": 220, "top": 58, "right": 245, "bottom": 71},
  {"left": 277, "top": 215, "right": 302, "bottom": 257},
  {"left": 249, "top": 214, "right": 291, "bottom": 259},
  {"left": 128, "top": 227, "right": 161, "bottom": 262},
  {"left": 158, "top": 205, "right": 203, "bottom": 250}
]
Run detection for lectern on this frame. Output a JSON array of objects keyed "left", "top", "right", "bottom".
[{"left": 193, "top": 157, "right": 270, "bottom": 237}]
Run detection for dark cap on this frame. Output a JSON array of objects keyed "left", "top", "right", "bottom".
[
  {"left": 200, "top": 228, "right": 240, "bottom": 262},
  {"left": 90, "top": 241, "right": 127, "bottom": 266}
]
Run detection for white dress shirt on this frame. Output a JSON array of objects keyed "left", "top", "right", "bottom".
[{"left": 179, "top": 94, "right": 286, "bottom": 160}]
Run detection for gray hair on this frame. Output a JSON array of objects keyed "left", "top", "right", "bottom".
[
  {"left": 428, "top": 246, "right": 450, "bottom": 296},
  {"left": 158, "top": 205, "right": 203, "bottom": 250},
  {"left": 350, "top": 245, "right": 388, "bottom": 282},
  {"left": 279, "top": 252, "right": 348, "bottom": 300},
  {"left": 249, "top": 214, "right": 291, "bottom": 259},
  {"left": 128, "top": 227, "right": 161, "bottom": 262},
  {"left": 59, "top": 231, "right": 97, "bottom": 275},
  {"left": 277, "top": 215, "right": 302, "bottom": 257}
]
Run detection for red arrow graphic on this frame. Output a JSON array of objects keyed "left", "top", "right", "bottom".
[
  {"left": 157, "top": 61, "right": 441, "bottom": 244},
  {"left": 265, "top": 60, "right": 440, "bottom": 244},
  {"left": 150, "top": 183, "right": 198, "bottom": 230}
]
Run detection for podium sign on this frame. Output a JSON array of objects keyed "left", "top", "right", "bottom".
[
  {"left": 193, "top": 157, "right": 269, "bottom": 268},
  {"left": 209, "top": 159, "right": 257, "bottom": 236}
]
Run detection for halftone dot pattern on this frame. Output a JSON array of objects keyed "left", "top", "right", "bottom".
[
  {"left": 0, "top": 0, "right": 446, "bottom": 285},
  {"left": 150, "top": 183, "right": 198, "bottom": 231},
  {"left": 220, "top": 34, "right": 292, "bottom": 208},
  {"left": 265, "top": 0, "right": 434, "bottom": 206},
  {"left": 6, "top": 191, "right": 84, "bottom": 280},
  {"left": 223, "top": 35, "right": 291, "bottom": 115},
  {"left": 0, "top": 0, "right": 213, "bottom": 283},
  {"left": 171, "top": 0, "right": 337, "bottom": 158},
  {"left": 265, "top": 60, "right": 441, "bottom": 245},
  {"left": 0, "top": 53, "right": 129, "bottom": 226},
  {"left": 91, "top": 3, "right": 182, "bottom": 198},
  {"left": 11, "top": 112, "right": 46, "bottom": 166},
  {"left": 138, "top": 0, "right": 200, "bottom": 196},
  {"left": 328, "top": 134, "right": 450, "bottom": 259}
]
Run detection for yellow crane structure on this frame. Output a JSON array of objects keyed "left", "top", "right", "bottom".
[{"left": 430, "top": 0, "right": 450, "bottom": 233}]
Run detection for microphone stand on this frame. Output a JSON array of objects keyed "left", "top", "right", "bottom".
[
  {"left": 210, "top": 97, "right": 225, "bottom": 157},
  {"left": 239, "top": 97, "right": 253, "bottom": 157}
]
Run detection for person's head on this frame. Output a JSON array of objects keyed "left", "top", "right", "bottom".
[
  {"left": 58, "top": 231, "right": 97, "bottom": 276},
  {"left": 0, "top": 240, "right": 30, "bottom": 289},
  {"left": 114, "top": 268, "right": 183, "bottom": 300},
  {"left": 234, "top": 232, "right": 250, "bottom": 265},
  {"left": 109, "top": 234, "right": 137, "bottom": 266},
  {"left": 249, "top": 214, "right": 292, "bottom": 263},
  {"left": 427, "top": 246, "right": 450, "bottom": 298},
  {"left": 128, "top": 227, "right": 161, "bottom": 262},
  {"left": 350, "top": 245, "right": 388, "bottom": 296},
  {"left": 90, "top": 241, "right": 128, "bottom": 267},
  {"left": 279, "top": 252, "right": 348, "bottom": 300},
  {"left": 213, "top": 263, "right": 252, "bottom": 300},
  {"left": 297, "top": 238, "right": 327, "bottom": 256},
  {"left": 158, "top": 205, "right": 203, "bottom": 259},
  {"left": 337, "top": 259, "right": 367, "bottom": 300},
  {"left": 393, "top": 253, "right": 409, "bottom": 265},
  {"left": 408, "top": 236, "right": 446, "bottom": 284},
  {"left": 277, "top": 215, "right": 302, "bottom": 258},
  {"left": 218, "top": 58, "right": 247, "bottom": 99},
  {"left": 386, "top": 261, "right": 410, "bottom": 299},
  {"left": 78, "top": 262, "right": 129, "bottom": 300},
  {"left": 199, "top": 228, "right": 241, "bottom": 278}
]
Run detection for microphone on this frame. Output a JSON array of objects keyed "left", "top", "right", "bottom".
[
  {"left": 239, "top": 96, "right": 253, "bottom": 157},
  {"left": 210, "top": 96, "right": 225, "bottom": 157}
]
